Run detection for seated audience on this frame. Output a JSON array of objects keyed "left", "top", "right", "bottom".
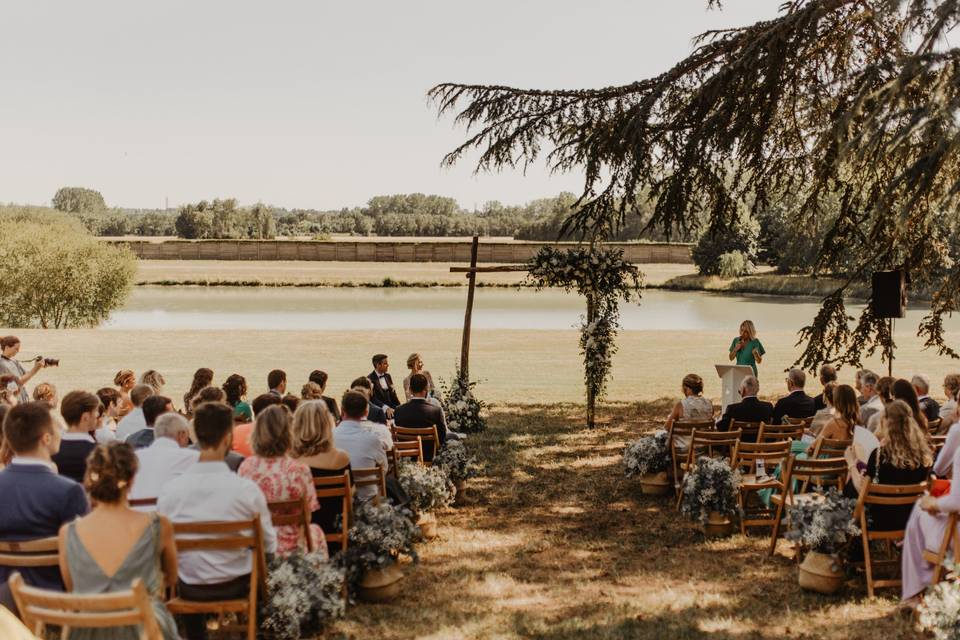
[
  {"left": 807, "top": 384, "right": 859, "bottom": 455},
  {"left": 158, "top": 402, "right": 277, "bottom": 640},
  {"left": 308, "top": 369, "right": 341, "bottom": 422},
  {"left": 716, "top": 376, "right": 773, "bottom": 438},
  {"left": 94, "top": 387, "right": 121, "bottom": 443},
  {"left": 238, "top": 405, "right": 326, "bottom": 557},
  {"left": 845, "top": 400, "right": 932, "bottom": 531},
  {"left": 291, "top": 400, "right": 351, "bottom": 550},
  {"left": 34, "top": 382, "right": 66, "bottom": 431},
  {"left": 116, "top": 384, "right": 155, "bottom": 441},
  {"left": 129, "top": 413, "right": 199, "bottom": 508},
  {"left": 59, "top": 442, "right": 179, "bottom": 639},
  {"left": 665, "top": 373, "right": 713, "bottom": 431},
  {"left": 302, "top": 381, "right": 324, "bottom": 400},
  {"left": 351, "top": 376, "right": 387, "bottom": 424},
  {"left": 771, "top": 368, "right": 816, "bottom": 424},
  {"left": 267, "top": 369, "right": 286, "bottom": 398},
  {"left": 183, "top": 367, "right": 214, "bottom": 419},
  {"left": 939, "top": 373, "right": 960, "bottom": 431},
  {"left": 809, "top": 382, "right": 836, "bottom": 435},
  {"left": 223, "top": 373, "right": 253, "bottom": 423},
  {"left": 813, "top": 364, "right": 837, "bottom": 411},
  {"left": 403, "top": 353, "right": 436, "bottom": 402},
  {"left": 0, "top": 402, "right": 88, "bottom": 610},
  {"left": 336, "top": 391, "right": 389, "bottom": 501},
  {"left": 368, "top": 353, "right": 401, "bottom": 415},
  {"left": 855, "top": 369, "right": 873, "bottom": 404},
  {"left": 395, "top": 373, "right": 448, "bottom": 460},
  {"left": 125, "top": 394, "right": 174, "bottom": 449},
  {"left": 113, "top": 369, "right": 137, "bottom": 419},
  {"left": 190, "top": 390, "right": 245, "bottom": 472},
  {"left": 233, "top": 393, "right": 281, "bottom": 457},
  {"left": 281, "top": 393, "right": 300, "bottom": 413},
  {"left": 859, "top": 371, "right": 883, "bottom": 425},
  {"left": 865, "top": 375, "right": 896, "bottom": 432},
  {"left": 912, "top": 374, "right": 941, "bottom": 425},
  {"left": 140, "top": 369, "right": 166, "bottom": 395},
  {"left": 891, "top": 378, "right": 928, "bottom": 432},
  {"left": 52, "top": 391, "right": 100, "bottom": 483}
]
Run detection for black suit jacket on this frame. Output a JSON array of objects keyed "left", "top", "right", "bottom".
[
  {"left": 717, "top": 396, "right": 774, "bottom": 438},
  {"left": 920, "top": 397, "right": 941, "bottom": 423},
  {"left": 393, "top": 398, "right": 447, "bottom": 461},
  {"left": 322, "top": 395, "right": 341, "bottom": 423},
  {"left": 813, "top": 392, "right": 826, "bottom": 412},
  {"left": 366, "top": 401, "right": 387, "bottom": 425},
  {"left": 368, "top": 371, "right": 401, "bottom": 410},
  {"left": 772, "top": 391, "right": 817, "bottom": 424}
]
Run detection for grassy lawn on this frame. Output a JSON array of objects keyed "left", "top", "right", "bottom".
[{"left": 332, "top": 402, "right": 918, "bottom": 639}]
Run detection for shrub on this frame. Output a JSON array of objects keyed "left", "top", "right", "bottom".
[
  {"left": 717, "top": 251, "right": 754, "bottom": 278},
  {"left": 0, "top": 209, "right": 136, "bottom": 328},
  {"left": 622, "top": 430, "right": 670, "bottom": 477},
  {"left": 692, "top": 215, "right": 759, "bottom": 275}
]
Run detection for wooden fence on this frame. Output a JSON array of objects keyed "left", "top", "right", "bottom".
[{"left": 111, "top": 239, "right": 693, "bottom": 264}]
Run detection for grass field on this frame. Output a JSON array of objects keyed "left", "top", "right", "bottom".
[{"left": 331, "top": 402, "right": 917, "bottom": 639}]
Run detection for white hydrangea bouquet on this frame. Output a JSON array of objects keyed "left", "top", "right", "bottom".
[
  {"left": 679, "top": 456, "right": 742, "bottom": 524},
  {"left": 261, "top": 550, "right": 345, "bottom": 639},
  {"left": 398, "top": 461, "right": 456, "bottom": 514},
  {"left": 785, "top": 488, "right": 860, "bottom": 556},
  {"left": 434, "top": 440, "right": 482, "bottom": 484},
  {"left": 439, "top": 372, "right": 487, "bottom": 433},
  {"left": 336, "top": 500, "right": 420, "bottom": 595},
  {"left": 921, "top": 567, "right": 960, "bottom": 640},
  {"left": 623, "top": 430, "right": 670, "bottom": 477}
]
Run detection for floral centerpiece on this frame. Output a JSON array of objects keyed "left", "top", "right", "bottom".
[
  {"left": 623, "top": 430, "right": 671, "bottom": 495},
  {"left": 920, "top": 568, "right": 960, "bottom": 640},
  {"left": 261, "top": 551, "right": 345, "bottom": 639},
  {"left": 337, "top": 500, "right": 419, "bottom": 602},
  {"left": 398, "top": 462, "right": 455, "bottom": 538},
  {"left": 785, "top": 488, "right": 860, "bottom": 594},
  {"left": 434, "top": 440, "right": 481, "bottom": 503},
  {"left": 679, "top": 456, "right": 741, "bottom": 536},
  {"left": 440, "top": 372, "right": 487, "bottom": 434}
]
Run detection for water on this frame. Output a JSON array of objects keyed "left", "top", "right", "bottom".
[{"left": 104, "top": 286, "right": 960, "bottom": 333}]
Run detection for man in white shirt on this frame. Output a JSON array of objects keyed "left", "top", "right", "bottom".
[
  {"left": 859, "top": 371, "right": 884, "bottom": 426},
  {"left": 115, "top": 384, "right": 154, "bottom": 441},
  {"left": 130, "top": 413, "right": 198, "bottom": 509},
  {"left": 158, "top": 402, "right": 276, "bottom": 640},
  {"left": 336, "top": 391, "right": 389, "bottom": 500}
]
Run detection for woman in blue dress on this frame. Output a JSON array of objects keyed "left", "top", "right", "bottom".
[{"left": 729, "top": 319, "right": 765, "bottom": 377}]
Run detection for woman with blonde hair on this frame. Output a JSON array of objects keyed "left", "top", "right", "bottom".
[
  {"left": 182, "top": 367, "right": 214, "bottom": 418},
  {"left": 728, "top": 319, "right": 765, "bottom": 377},
  {"left": 402, "top": 352, "right": 436, "bottom": 402},
  {"left": 139, "top": 370, "right": 166, "bottom": 395},
  {"left": 665, "top": 373, "right": 713, "bottom": 430},
  {"left": 238, "top": 405, "right": 327, "bottom": 557},
  {"left": 113, "top": 369, "right": 136, "bottom": 418},
  {"left": 291, "top": 400, "right": 351, "bottom": 552}
]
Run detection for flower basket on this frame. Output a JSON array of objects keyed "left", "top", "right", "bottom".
[
  {"left": 357, "top": 563, "right": 405, "bottom": 603},
  {"left": 416, "top": 511, "right": 438, "bottom": 539},
  {"left": 785, "top": 488, "right": 859, "bottom": 594},
  {"left": 623, "top": 431, "right": 671, "bottom": 497},
  {"left": 798, "top": 551, "right": 845, "bottom": 594},
  {"left": 639, "top": 471, "right": 671, "bottom": 496},
  {"left": 336, "top": 501, "right": 419, "bottom": 601},
  {"left": 398, "top": 462, "right": 455, "bottom": 517},
  {"left": 679, "top": 456, "right": 741, "bottom": 536},
  {"left": 453, "top": 479, "right": 467, "bottom": 505},
  {"left": 261, "top": 551, "right": 345, "bottom": 638}
]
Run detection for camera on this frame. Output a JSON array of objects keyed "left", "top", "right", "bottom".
[{"left": 35, "top": 356, "right": 59, "bottom": 367}]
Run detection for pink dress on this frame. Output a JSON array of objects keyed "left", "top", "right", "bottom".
[{"left": 238, "top": 455, "right": 328, "bottom": 559}]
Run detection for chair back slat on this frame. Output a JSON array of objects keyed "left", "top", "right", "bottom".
[
  {"left": 393, "top": 440, "right": 424, "bottom": 465},
  {"left": 929, "top": 418, "right": 944, "bottom": 434},
  {"left": 785, "top": 416, "right": 814, "bottom": 427},
  {"left": 730, "top": 420, "right": 763, "bottom": 440},
  {"left": 0, "top": 537, "right": 59, "bottom": 568},
  {"left": 392, "top": 426, "right": 440, "bottom": 463},
  {"left": 813, "top": 438, "right": 852, "bottom": 459},
  {"left": 352, "top": 465, "right": 387, "bottom": 498},
  {"left": 733, "top": 440, "right": 791, "bottom": 472},
  {"left": 758, "top": 423, "right": 804, "bottom": 443},
  {"left": 313, "top": 472, "right": 352, "bottom": 550},
  {"left": 267, "top": 498, "right": 314, "bottom": 553}
]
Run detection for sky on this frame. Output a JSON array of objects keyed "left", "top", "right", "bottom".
[{"left": 0, "top": 1, "right": 771, "bottom": 211}]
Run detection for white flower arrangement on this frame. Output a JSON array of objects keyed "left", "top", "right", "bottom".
[
  {"left": 434, "top": 440, "right": 482, "bottom": 483},
  {"left": 398, "top": 461, "right": 456, "bottom": 514},
  {"left": 336, "top": 500, "right": 419, "bottom": 595},
  {"left": 920, "top": 567, "right": 960, "bottom": 640},
  {"left": 439, "top": 371, "right": 487, "bottom": 433},
  {"left": 623, "top": 430, "right": 670, "bottom": 477},
  {"left": 679, "top": 456, "right": 742, "bottom": 524},
  {"left": 261, "top": 550, "right": 345, "bottom": 639},
  {"left": 785, "top": 488, "right": 860, "bottom": 556}
]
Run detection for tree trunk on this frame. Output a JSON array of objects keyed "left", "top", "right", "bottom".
[{"left": 586, "top": 292, "right": 596, "bottom": 429}]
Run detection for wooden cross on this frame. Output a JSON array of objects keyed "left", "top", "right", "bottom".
[{"left": 449, "top": 236, "right": 527, "bottom": 381}]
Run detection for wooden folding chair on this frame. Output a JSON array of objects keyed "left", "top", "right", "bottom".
[
  {"left": 733, "top": 440, "right": 792, "bottom": 535},
  {"left": 668, "top": 420, "right": 715, "bottom": 497},
  {"left": 730, "top": 420, "right": 763, "bottom": 442},
  {"left": 854, "top": 478, "right": 928, "bottom": 597},
  {"left": 314, "top": 472, "right": 352, "bottom": 551},
  {"left": 9, "top": 572, "right": 162, "bottom": 640},
  {"left": 785, "top": 416, "right": 814, "bottom": 428},
  {"left": 393, "top": 439, "right": 424, "bottom": 465},
  {"left": 676, "top": 429, "right": 742, "bottom": 509},
  {"left": 386, "top": 447, "right": 399, "bottom": 479},
  {"left": 768, "top": 455, "right": 848, "bottom": 556},
  {"left": 929, "top": 418, "right": 944, "bottom": 434},
  {"left": 392, "top": 426, "right": 440, "bottom": 463},
  {"left": 758, "top": 423, "right": 804, "bottom": 443},
  {"left": 812, "top": 437, "right": 852, "bottom": 459},
  {"left": 166, "top": 517, "right": 267, "bottom": 640},
  {"left": 0, "top": 537, "right": 59, "bottom": 571},
  {"left": 922, "top": 513, "right": 960, "bottom": 585},
  {"left": 933, "top": 435, "right": 948, "bottom": 458},
  {"left": 267, "top": 497, "right": 314, "bottom": 552},
  {"left": 352, "top": 465, "right": 387, "bottom": 501}
]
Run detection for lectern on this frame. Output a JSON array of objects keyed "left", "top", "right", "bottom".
[{"left": 715, "top": 364, "right": 755, "bottom": 414}]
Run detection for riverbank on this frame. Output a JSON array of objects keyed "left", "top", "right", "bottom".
[{"left": 659, "top": 272, "right": 882, "bottom": 300}]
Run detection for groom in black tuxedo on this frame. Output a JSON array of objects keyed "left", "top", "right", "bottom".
[{"left": 367, "top": 354, "right": 401, "bottom": 416}]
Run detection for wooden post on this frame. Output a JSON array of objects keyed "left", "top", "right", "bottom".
[
  {"left": 459, "top": 236, "right": 480, "bottom": 381},
  {"left": 586, "top": 291, "right": 596, "bottom": 429}
]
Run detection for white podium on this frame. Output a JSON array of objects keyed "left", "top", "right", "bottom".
[{"left": 715, "top": 364, "right": 755, "bottom": 414}]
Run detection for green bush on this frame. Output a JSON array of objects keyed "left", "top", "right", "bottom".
[
  {"left": 718, "top": 251, "right": 754, "bottom": 278},
  {"left": 692, "top": 216, "right": 759, "bottom": 275},
  {"left": 0, "top": 209, "right": 136, "bottom": 328}
]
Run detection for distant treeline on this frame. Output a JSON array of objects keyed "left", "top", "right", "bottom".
[{"left": 36, "top": 187, "right": 689, "bottom": 242}]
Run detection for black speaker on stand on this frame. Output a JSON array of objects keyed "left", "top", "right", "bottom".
[{"left": 870, "top": 269, "right": 906, "bottom": 377}]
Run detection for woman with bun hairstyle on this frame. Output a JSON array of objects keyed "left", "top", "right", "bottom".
[
  {"left": 665, "top": 373, "right": 714, "bottom": 430},
  {"left": 113, "top": 370, "right": 136, "bottom": 419},
  {"left": 57, "top": 442, "right": 178, "bottom": 639}
]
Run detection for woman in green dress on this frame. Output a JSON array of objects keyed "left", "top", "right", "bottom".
[{"left": 729, "top": 319, "right": 765, "bottom": 377}]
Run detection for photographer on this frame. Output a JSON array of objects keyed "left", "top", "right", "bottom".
[{"left": 0, "top": 336, "right": 47, "bottom": 404}]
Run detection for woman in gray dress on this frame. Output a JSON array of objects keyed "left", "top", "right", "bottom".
[{"left": 57, "top": 442, "right": 179, "bottom": 640}]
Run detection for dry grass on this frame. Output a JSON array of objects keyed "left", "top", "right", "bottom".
[{"left": 331, "top": 402, "right": 919, "bottom": 639}]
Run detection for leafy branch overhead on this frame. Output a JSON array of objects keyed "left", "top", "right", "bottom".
[{"left": 430, "top": 0, "right": 960, "bottom": 369}]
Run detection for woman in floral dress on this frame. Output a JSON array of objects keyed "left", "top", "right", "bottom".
[{"left": 238, "top": 405, "right": 328, "bottom": 558}]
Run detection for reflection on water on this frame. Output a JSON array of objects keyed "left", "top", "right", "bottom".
[{"left": 104, "top": 286, "right": 959, "bottom": 333}]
